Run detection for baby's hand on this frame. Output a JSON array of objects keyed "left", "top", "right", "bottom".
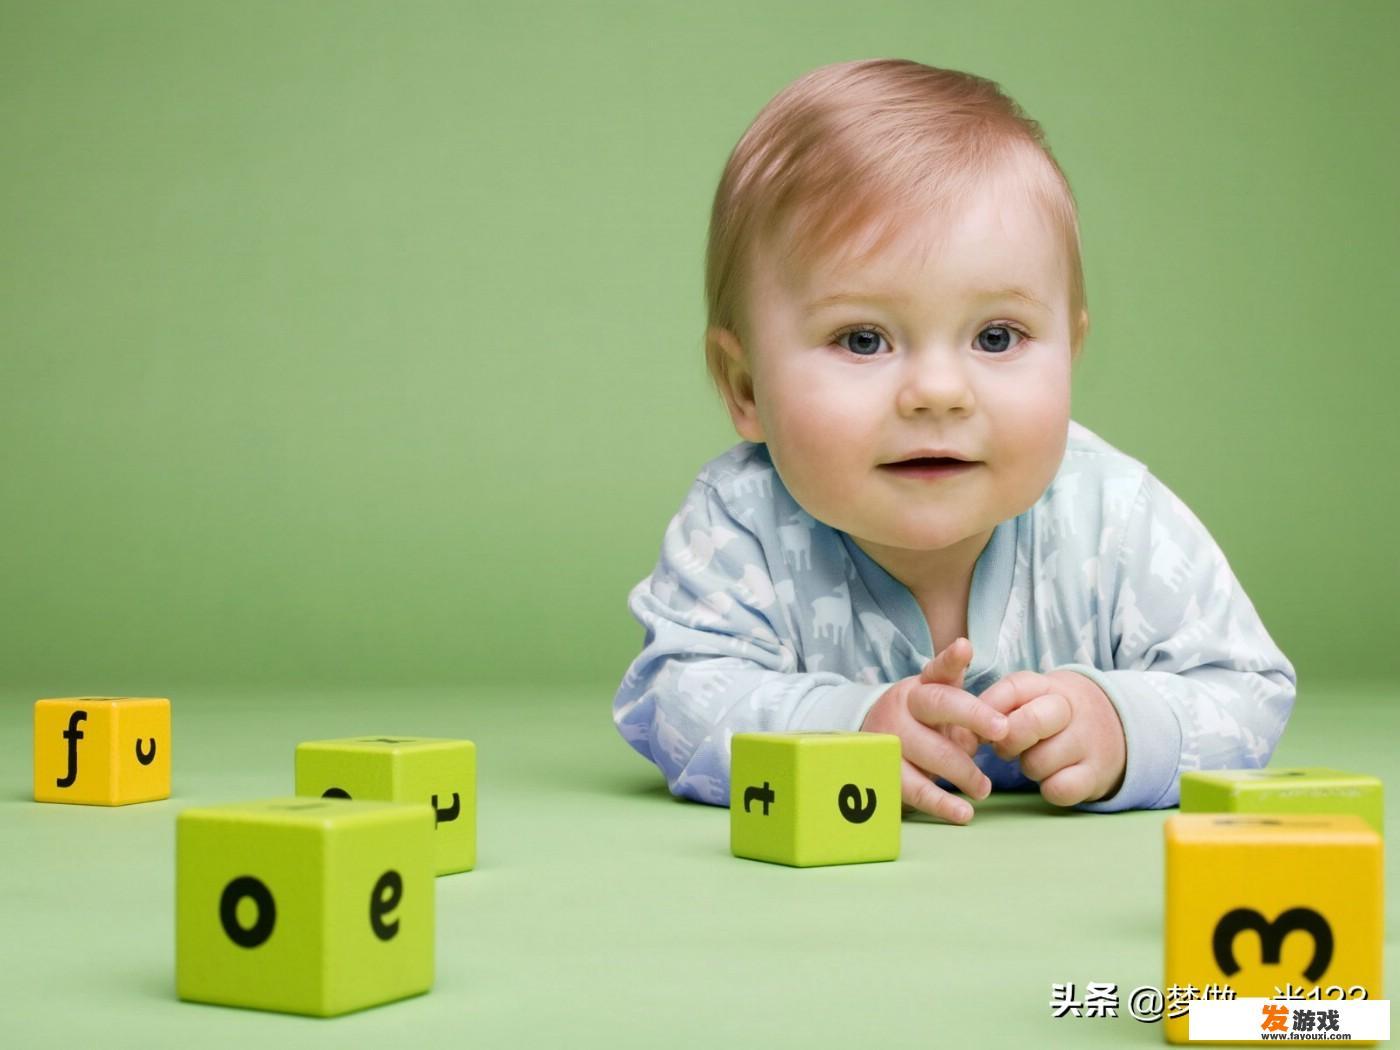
[
  {"left": 860, "top": 638, "right": 1008, "bottom": 825},
  {"left": 977, "top": 670, "right": 1127, "bottom": 807}
]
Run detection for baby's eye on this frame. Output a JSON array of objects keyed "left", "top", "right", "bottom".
[
  {"left": 834, "top": 327, "right": 888, "bottom": 356},
  {"left": 977, "top": 324, "right": 1027, "bottom": 354}
]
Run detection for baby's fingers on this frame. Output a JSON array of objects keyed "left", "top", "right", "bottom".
[
  {"left": 900, "top": 759, "right": 975, "bottom": 825},
  {"left": 920, "top": 637, "right": 972, "bottom": 685},
  {"left": 1039, "top": 763, "right": 1098, "bottom": 808},
  {"left": 980, "top": 670, "right": 1056, "bottom": 716},
  {"left": 909, "top": 682, "right": 1009, "bottom": 743},
  {"left": 946, "top": 724, "right": 981, "bottom": 757},
  {"left": 903, "top": 725, "right": 991, "bottom": 801},
  {"left": 994, "top": 692, "right": 1072, "bottom": 760}
]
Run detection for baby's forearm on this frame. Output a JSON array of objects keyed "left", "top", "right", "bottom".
[{"left": 614, "top": 655, "right": 887, "bottom": 805}]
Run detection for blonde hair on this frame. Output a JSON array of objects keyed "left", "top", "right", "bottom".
[{"left": 704, "top": 59, "right": 1090, "bottom": 398}]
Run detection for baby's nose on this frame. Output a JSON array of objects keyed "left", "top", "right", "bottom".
[{"left": 895, "top": 359, "right": 975, "bottom": 415}]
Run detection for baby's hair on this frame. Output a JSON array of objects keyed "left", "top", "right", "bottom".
[{"left": 703, "top": 58, "right": 1089, "bottom": 400}]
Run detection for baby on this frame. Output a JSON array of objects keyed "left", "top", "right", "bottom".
[{"left": 612, "top": 58, "right": 1295, "bottom": 824}]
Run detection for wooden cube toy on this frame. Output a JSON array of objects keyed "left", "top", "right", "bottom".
[
  {"left": 730, "top": 732, "right": 900, "bottom": 867},
  {"left": 1163, "top": 814, "right": 1382, "bottom": 1044},
  {"left": 176, "top": 797, "right": 434, "bottom": 1016},
  {"left": 1181, "top": 767, "right": 1383, "bottom": 835},
  {"left": 295, "top": 737, "right": 476, "bottom": 875},
  {"left": 33, "top": 696, "right": 170, "bottom": 805}
]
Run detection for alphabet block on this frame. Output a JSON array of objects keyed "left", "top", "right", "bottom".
[
  {"left": 730, "top": 732, "right": 900, "bottom": 867},
  {"left": 295, "top": 737, "right": 476, "bottom": 875},
  {"left": 33, "top": 696, "right": 170, "bottom": 805},
  {"left": 1181, "top": 767, "right": 1383, "bottom": 835},
  {"left": 176, "top": 797, "right": 434, "bottom": 1016},
  {"left": 1163, "top": 814, "right": 1382, "bottom": 1044}
]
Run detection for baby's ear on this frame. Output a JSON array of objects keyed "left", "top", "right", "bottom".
[
  {"left": 1070, "top": 307, "right": 1090, "bottom": 363},
  {"left": 707, "top": 326, "right": 764, "bottom": 443}
]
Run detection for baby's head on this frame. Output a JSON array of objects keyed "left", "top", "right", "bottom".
[{"left": 703, "top": 59, "right": 1090, "bottom": 568}]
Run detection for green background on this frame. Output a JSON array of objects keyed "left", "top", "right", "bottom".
[
  {"left": 3, "top": 1, "right": 1396, "bottom": 692},
  {"left": 3, "top": 4, "right": 1397, "bottom": 1046}
]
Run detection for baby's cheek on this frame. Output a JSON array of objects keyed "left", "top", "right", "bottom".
[
  {"left": 771, "top": 394, "right": 854, "bottom": 464},
  {"left": 767, "top": 420, "right": 867, "bottom": 523},
  {"left": 997, "top": 397, "right": 1069, "bottom": 486}
]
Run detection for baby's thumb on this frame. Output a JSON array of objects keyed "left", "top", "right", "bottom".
[{"left": 920, "top": 637, "right": 972, "bottom": 685}]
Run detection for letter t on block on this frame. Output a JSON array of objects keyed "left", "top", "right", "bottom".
[{"left": 730, "top": 732, "right": 900, "bottom": 867}]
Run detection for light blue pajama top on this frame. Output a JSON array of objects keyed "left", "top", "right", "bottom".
[{"left": 612, "top": 421, "right": 1296, "bottom": 813}]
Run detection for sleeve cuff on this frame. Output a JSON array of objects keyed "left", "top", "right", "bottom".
[
  {"left": 1054, "top": 664, "right": 1183, "bottom": 812},
  {"left": 787, "top": 680, "right": 890, "bottom": 733}
]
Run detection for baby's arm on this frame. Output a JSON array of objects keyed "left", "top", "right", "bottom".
[
  {"left": 614, "top": 479, "right": 883, "bottom": 805},
  {"left": 613, "top": 477, "right": 1005, "bottom": 817},
  {"left": 997, "top": 470, "right": 1296, "bottom": 813}
]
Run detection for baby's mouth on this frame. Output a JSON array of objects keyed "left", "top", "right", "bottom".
[
  {"left": 889, "top": 456, "right": 968, "bottom": 466},
  {"left": 880, "top": 456, "right": 980, "bottom": 477}
]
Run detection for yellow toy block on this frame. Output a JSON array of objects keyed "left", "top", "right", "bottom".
[
  {"left": 176, "top": 797, "right": 434, "bottom": 1017},
  {"left": 730, "top": 732, "right": 900, "bottom": 867},
  {"left": 33, "top": 697, "right": 170, "bottom": 805},
  {"left": 1164, "top": 814, "right": 1382, "bottom": 1044},
  {"left": 295, "top": 737, "right": 476, "bottom": 875},
  {"left": 1181, "top": 767, "right": 1383, "bottom": 835}
]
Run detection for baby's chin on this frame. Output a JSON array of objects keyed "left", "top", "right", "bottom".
[
  {"left": 785, "top": 482, "right": 1008, "bottom": 553},
  {"left": 865, "top": 528, "right": 987, "bottom": 556},
  {"left": 834, "top": 516, "right": 993, "bottom": 557}
]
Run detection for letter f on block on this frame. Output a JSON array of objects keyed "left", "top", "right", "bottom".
[{"left": 57, "top": 710, "right": 87, "bottom": 788}]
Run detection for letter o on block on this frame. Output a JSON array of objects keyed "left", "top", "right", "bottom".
[
  {"left": 1163, "top": 814, "right": 1382, "bottom": 1044},
  {"left": 221, "top": 876, "right": 276, "bottom": 947},
  {"left": 176, "top": 797, "right": 434, "bottom": 1016},
  {"left": 730, "top": 732, "right": 900, "bottom": 867}
]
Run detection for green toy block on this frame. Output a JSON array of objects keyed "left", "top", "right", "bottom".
[
  {"left": 1180, "top": 767, "right": 1383, "bottom": 835},
  {"left": 295, "top": 736, "right": 476, "bottom": 875},
  {"left": 176, "top": 797, "right": 434, "bottom": 1017},
  {"left": 730, "top": 732, "right": 901, "bottom": 867}
]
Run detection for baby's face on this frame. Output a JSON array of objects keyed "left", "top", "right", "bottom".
[{"left": 723, "top": 174, "right": 1074, "bottom": 574}]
